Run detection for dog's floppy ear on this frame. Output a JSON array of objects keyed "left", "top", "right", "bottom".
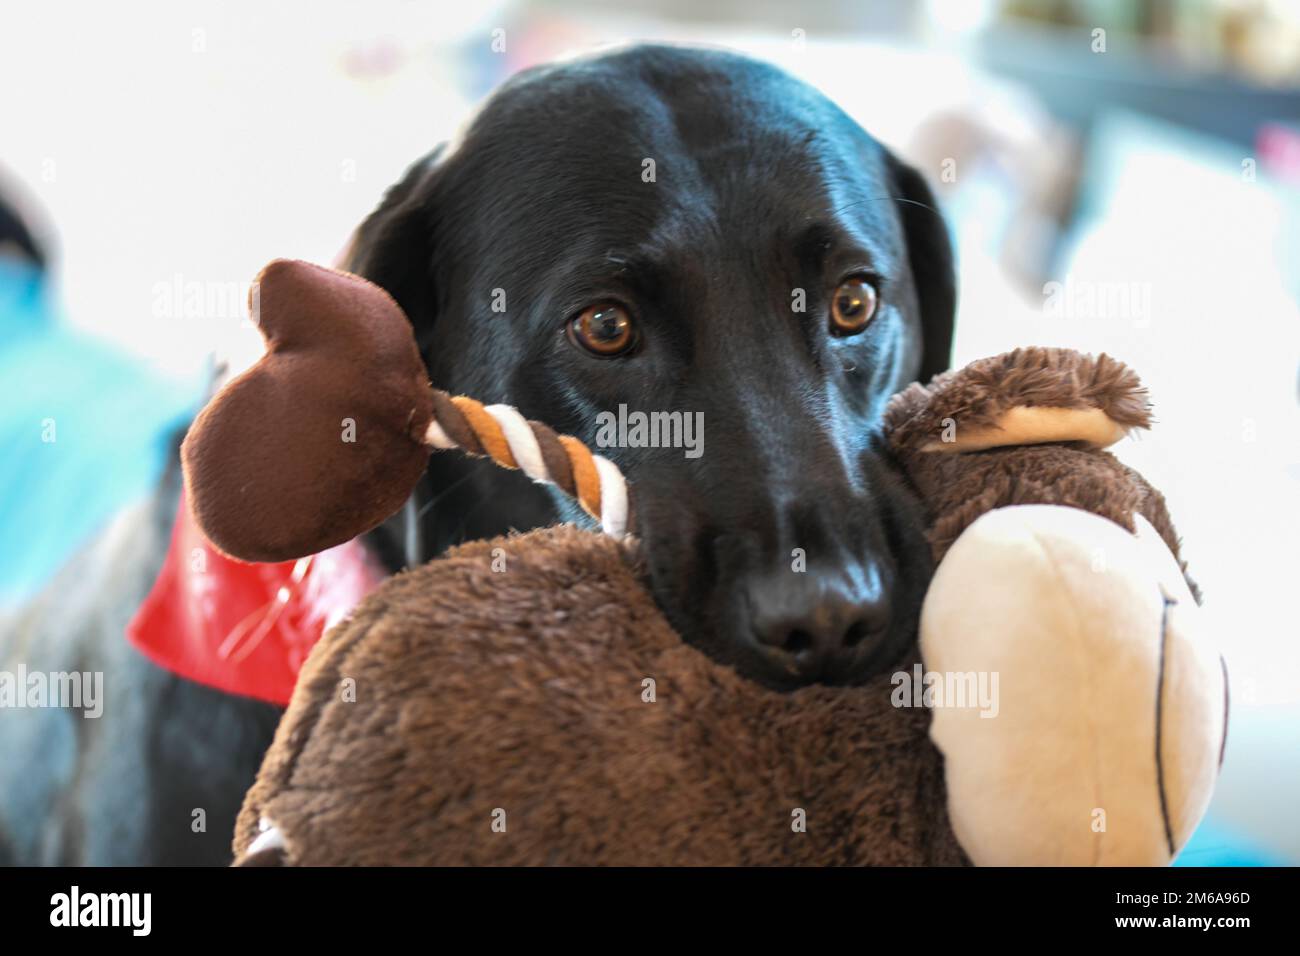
[
  {"left": 341, "top": 146, "right": 566, "bottom": 567},
  {"left": 181, "top": 260, "right": 434, "bottom": 562},
  {"left": 886, "top": 154, "right": 957, "bottom": 383},
  {"left": 343, "top": 147, "right": 446, "bottom": 356}
]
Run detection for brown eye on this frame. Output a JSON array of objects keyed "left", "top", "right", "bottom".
[
  {"left": 568, "top": 302, "right": 635, "bottom": 356},
  {"left": 830, "top": 277, "right": 879, "bottom": 336}
]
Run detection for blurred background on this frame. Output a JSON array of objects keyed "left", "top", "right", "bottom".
[{"left": 1, "top": 0, "right": 1297, "bottom": 864}]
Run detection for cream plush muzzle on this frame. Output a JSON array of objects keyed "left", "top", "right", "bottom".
[{"left": 921, "top": 505, "right": 1226, "bottom": 866}]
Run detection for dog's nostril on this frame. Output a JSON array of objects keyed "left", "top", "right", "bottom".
[
  {"left": 783, "top": 629, "right": 815, "bottom": 655},
  {"left": 753, "top": 606, "right": 887, "bottom": 658},
  {"left": 843, "top": 620, "right": 872, "bottom": 649},
  {"left": 744, "top": 561, "right": 897, "bottom": 685}
]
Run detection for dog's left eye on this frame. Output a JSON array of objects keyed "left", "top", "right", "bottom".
[
  {"left": 568, "top": 303, "right": 636, "bottom": 356},
  {"left": 829, "top": 277, "right": 879, "bottom": 336}
]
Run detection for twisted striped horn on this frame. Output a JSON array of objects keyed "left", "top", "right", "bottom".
[{"left": 421, "top": 390, "right": 634, "bottom": 538}]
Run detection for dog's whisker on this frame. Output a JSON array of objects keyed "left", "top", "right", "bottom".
[
  {"left": 415, "top": 470, "right": 476, "bottom": 520},
  {"left": 831, "top": 195, "right": 941, "bottom": 218}
]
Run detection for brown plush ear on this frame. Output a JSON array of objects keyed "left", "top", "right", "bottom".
[
  {"left": 181, "top": 259, "right": 434, "bottom": 562},
  {"left": 884, "top": 347, "right": 1152, "bottom": 455}
]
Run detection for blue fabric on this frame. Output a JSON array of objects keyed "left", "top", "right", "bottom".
[
  {"left": 0, "top": 260, "right": 201, "bottom": 605},
  {"left": 1175, "top": 815, "right": 1288, "bottom": 867}
]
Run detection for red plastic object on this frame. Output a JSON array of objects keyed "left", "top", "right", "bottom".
[{"left": 127, "top": 488, "right": 385, "bottom": 705}]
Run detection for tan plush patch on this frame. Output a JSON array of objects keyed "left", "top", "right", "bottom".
[
  {"left": 885, "top": 347, "right": 1151, "bottom": 455},
  {"left": 920, "top": 406, "right": 1128, "bottom": 453}
]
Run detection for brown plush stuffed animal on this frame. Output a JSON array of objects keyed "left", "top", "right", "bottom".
[{"left": 181, "top": 261, "right": 1223, "bottom": 867}]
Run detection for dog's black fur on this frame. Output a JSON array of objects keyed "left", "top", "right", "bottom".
[{"left": 0, "top": 44, "right": 953, "bottom": 864}]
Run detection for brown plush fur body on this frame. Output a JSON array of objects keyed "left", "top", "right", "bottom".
[
  {"left": 235, "top": 526, "right": 966, "bottom": 866},
  {"left": 903, "top": 445, "right": 1182, "bottom": 566}
]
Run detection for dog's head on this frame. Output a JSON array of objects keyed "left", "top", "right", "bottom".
[{"left": 348, "top": 45, "right": 956, "bottom": 690}]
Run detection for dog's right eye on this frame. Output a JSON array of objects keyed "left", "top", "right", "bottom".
[
  {"left": 567, "top": 303, "right": 636, "bottom": 356},
  {"left": 829, "top": 276, "right": 879, "bottom": 336}
]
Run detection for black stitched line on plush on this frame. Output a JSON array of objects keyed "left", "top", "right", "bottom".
[
  {"left": 1155, "top": 594, "right": 1177, "bottom": 858},
  {"left": 1218, "top": 654, "right": 1230, "bottom": 770}
]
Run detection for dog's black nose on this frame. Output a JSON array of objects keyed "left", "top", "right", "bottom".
[{"left": 744, "top": 561, "right": 893, "bottom": 686}]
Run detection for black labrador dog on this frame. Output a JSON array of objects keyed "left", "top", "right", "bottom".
[{"left": 0, "top": 44, "right": 953, "bottom": 865}]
